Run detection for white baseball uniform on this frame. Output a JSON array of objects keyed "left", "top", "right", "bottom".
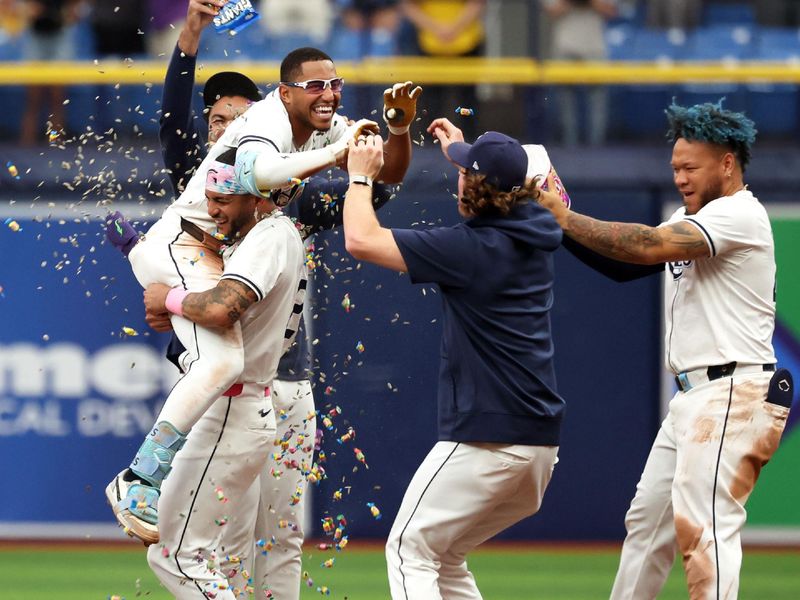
[
  {"left": 610, "top": 188, "right": 789, "bottom": 600},
  {"left": 128, "top": 89, "right": 347, "bottom": 434},
  {"left": 147, "top": 211, "right": 307, "bottom": 599}
]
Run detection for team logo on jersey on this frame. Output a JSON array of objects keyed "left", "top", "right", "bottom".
[{"left": 669, "top": 260, "right": 693, "bottom": 280}]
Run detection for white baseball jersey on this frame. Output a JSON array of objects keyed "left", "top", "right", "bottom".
[
  {"left": 661, "top": 188, "right": 776, "bottom": 373},
  {"left": 163, "top": 89, "right": 349, "bottom": 232},
  {"left": 221, "top": 211, "right": 307, "bottom": 385}
]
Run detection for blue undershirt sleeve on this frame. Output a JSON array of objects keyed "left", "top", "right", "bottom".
[{"left": 160, "top": 44, "right": 207, "bottom": 195}]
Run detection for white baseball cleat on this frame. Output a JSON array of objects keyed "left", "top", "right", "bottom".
[{"left": 105, "top": 470, "right": 160, "bottom": 546}]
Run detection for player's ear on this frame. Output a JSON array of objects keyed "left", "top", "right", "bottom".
[{"left": 279, "top": 83, "right": 292, "bottom": 105}]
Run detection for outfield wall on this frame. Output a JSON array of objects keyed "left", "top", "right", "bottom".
[{"left": 0, "top": 146, "right": 797, "bottom": 542}]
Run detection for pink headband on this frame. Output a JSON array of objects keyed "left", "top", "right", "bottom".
[{"left": 206, "top": 161, "right": 248, "bottom": 195}]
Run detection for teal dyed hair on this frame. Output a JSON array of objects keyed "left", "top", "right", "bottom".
[{"left": 665, "top": 99, "right": 757, "bottom": 171}]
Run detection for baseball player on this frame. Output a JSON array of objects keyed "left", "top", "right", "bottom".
[
  {"left": 536, "top": 100, "right": 793, "bottom": 600},
  {"left": 104, "top": 43, "right": 397, "bottom": 544},
  {"left": 124, "top": 5, "right": 422, "bottom": 596},
  {"left": 342, "top": 121, "right": 566, "bottom": 600},
  {"left": 140, "top": 151, "right": 306, "bottom": 599}
]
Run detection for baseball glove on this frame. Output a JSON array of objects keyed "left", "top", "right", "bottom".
[{"left": 383, "top": 81, "right": 423, "bottom": 135}]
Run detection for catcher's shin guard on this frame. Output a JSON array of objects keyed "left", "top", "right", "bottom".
[{"left": 129, "top": 421, "right": 188, "bottom": 488}]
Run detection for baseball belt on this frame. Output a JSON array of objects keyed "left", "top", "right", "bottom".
[{"left": 675, "top": 362, "right": 776, "bottom": 392}]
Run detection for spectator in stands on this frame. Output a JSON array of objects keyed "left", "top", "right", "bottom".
[
  {"left": 645, "top": 0, "right": 701, "bottom": 30},
  {"left": 88, "top": 0, "right": 147, "bottom": 58},
  {"left": 335, "top": 0, "right": 400, "bottom": 56},
  {"left": 399, "top": 0, "right": 486, "bottom": 137},
  {"left": 19, "top": 0, "right": 82, "bottom": 146},
  {"left": 539, "top": 0, "right": 617, "bottom": 147},
  {"left": 146, "top": 0, "right": 185, "bottom": 58},
  {"left": 756, "top": 0, "right": 800, "bottom": 27},
  {"left": 0, "top": 0, "right": 26, "bottom": 42},
  {"left": 260, "top": 0, "right": 334, "bottom": 45}
]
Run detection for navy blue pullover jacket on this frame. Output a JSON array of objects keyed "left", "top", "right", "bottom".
[{"left": 393, "top": 200, "right": 565, "bottom": 445}]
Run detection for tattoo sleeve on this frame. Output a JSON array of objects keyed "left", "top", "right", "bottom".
[
  {"left": 564, "top": 214, "right": 708, "bottom": 264},
  {"left": 182, "top": 280, "right": 258, "bottom": 328}
]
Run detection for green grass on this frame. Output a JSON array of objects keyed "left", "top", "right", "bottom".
[{"left": 2, "top": 543, "right": 799, "bottom": 599}]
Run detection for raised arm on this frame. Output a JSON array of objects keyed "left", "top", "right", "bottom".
[
  {"left": 160, "top": 0, "right": 224, "bottom": 194},
  {"left": 378, "top": 81, "right": 422, "bottom": 183},
  {"left": 343, "top": 136, "right": 408, "bottom": 272}
]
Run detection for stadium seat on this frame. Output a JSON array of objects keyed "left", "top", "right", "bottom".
[
  {"left": 326, "top": 23, "right": 365, "bottom": 61},
  {"left": 702, "top": 3, "right": 756, "bottom": 26},
  {"left": 755, "top": 27, "right": 800, "bottom": 61},
  {"left": 627, "top": 28, "right": 688, "bottom": 61},
  {"left": 607, "top": 29, "right": 685, "bottom": 138},
  {"left": 747, "top": 28, "right": 800, "bottom": 136},
  {"left": 685, "top": 25, "right": 755, "bottom": 61}
]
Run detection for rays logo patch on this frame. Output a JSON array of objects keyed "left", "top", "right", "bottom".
[{"left": 669, "top": 260, "right": 693, "bottom": 280}]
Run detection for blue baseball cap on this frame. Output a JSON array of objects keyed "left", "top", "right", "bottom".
[{"left": 447, "top": 131, "right": 528, "bottom": 192}]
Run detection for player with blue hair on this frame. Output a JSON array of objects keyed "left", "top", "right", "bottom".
[{"left": 538, "top": 99, "right": 793, "bottom": 599}]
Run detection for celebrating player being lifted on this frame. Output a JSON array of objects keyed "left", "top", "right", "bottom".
[
  {"left": 537, "top": 100, "right": 793, "bottom": 600},
  {"left": 342, "top": 121, "right": 567, "bottom": 600},
  {"left": 105, "top": 40, "right": 419, "bottom": 559},
  {"left": 106, "top": 3, "right": 421, "bottom": 596}
]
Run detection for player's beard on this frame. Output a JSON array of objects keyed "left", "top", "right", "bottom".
[
  {"left": 227, "top": 211, "right": 255, "bottom": 240},
  {"left": 686, "top": 174, "right": 726, "bottom": 215}
]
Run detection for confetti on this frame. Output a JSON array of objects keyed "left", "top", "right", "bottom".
[
  {"left": 337, "top": 427, "right": 355, "bottom": 444},
  {"left": 215, "top": 517, "right": 228, "bottom": 526},
  {"left": 354, "top": 447, "right": 369, "bottom": 468},
  {"left": 367, "top": 502, "right": 382, "bottom": 520},
  {"left": 215, "top": 486, "right": 228, "bottom": 503},
  {"left": 48, "top": 129, "right": 61, "bottom": 143},
  {"left": 341, "top": 293, "right": 353, "bottom": 312},
  {"left": 6, "top": 161, "right": 19, "bottom": 179},
  {"left": 122, "top": 326, "right": 138, "bottom": 336},
  {"left": 455, "top": 106, "right": 475, "bottom": 116},
  {"left": 321, "top": 557, "right": 335, "bottom": 568},
  {"left": 4, "top": 218, "right": 21, "bottom": 232},
  {"left": 189, "top": 250, "right": 206, "bottom": 266},
  {"left": 355, "top": 341, "right": 365, "bottom": 353},
  {"left": 316, "top": 586, "right": 330, "bottom": 595}
]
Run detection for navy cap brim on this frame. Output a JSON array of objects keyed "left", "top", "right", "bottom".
[{"left": 447, "top": 141, "right": 473, "bottom": 170}]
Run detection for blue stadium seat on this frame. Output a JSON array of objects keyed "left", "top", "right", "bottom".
[
  {"left": 703, "top": 2, "right": 756, "bottom": 26},
  {"left": 607, "top": 29, "right": 685, "bottom": 138},
  {"left": 627, "top": 28, "right": 688, "bottom": 61},
  {"left": 0, "top": 33, "right": 23, "bottom": 61},
  {"left": 685, "top": 25, "right": 755, "bottom": 60},
  {"left": 747, "top": 28, "right": 800, "bottom": 136},
  {"left": 326, "top": 23, "right": 365, "bottom": 61},
  {"left": 605, "top": 24, "right": 635, "bottom": 60},
  {"left": 755, "top": 27, "right": 800, "bottom": 60}
]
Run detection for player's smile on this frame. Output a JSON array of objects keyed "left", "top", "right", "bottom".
[{"left": 311, "top": 101, "right": 335, "bottom": 124}]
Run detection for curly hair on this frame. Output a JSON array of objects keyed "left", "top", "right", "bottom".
[
  {"left": 665, "top": 99, "right": 757, "bottom": 171},
  {"left": 460, "top": 173, "right": 541, "bottom": 218}
]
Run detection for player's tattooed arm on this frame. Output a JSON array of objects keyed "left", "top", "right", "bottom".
[
  {"left": 182, "top": 280, "right": 258, "bottom": 329},
  {"left": 562, "top": 213, "right": 710, "bottom": 265}
]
